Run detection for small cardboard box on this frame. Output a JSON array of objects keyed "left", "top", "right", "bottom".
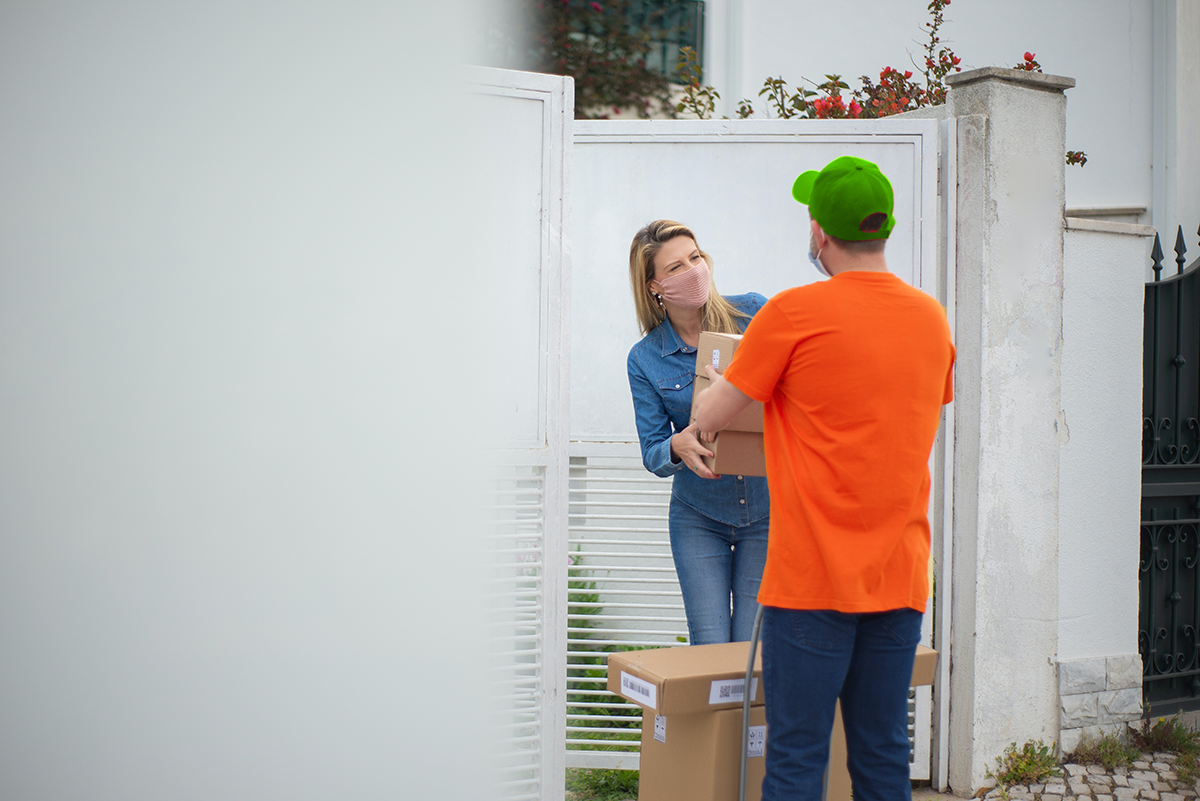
[
  {"left": 691, "top": 331, "right": 768, "bottom": 476},
  {"left": 693, "top": 375, "right": 763, "bottom": 432},
  {"left": 702, "top": 430, "right": 767, "bottom": 477},
  {"left": 607, "top": 642, "right": 762, "bottom": 715},
  {"left": 638, "top": 704, "right": 768, "bottom": 801},
  {"left": 695, "top": 331, "right": 745, "bottom": 375}
]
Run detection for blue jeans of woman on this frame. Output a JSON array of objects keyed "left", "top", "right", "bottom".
[
  {"left": 760, "top": 606, "right": 923, "bottom": 801},
  {"left": 668, "top": 497, "right": 769, "bottom": 645}
]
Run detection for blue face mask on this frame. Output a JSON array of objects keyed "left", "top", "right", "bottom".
[{"left": 808, "top": 247, "right": 831, "bottom": 278}]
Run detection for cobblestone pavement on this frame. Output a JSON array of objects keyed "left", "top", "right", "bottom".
[{"left": 980, "top": 754, "right": 1195, "bottom": 801}]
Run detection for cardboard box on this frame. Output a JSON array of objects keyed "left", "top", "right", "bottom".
[
  {"left": 610, "top": 644, "right": 939, "bottom": 801},
  {"left": 827, "top": 645, "right": 940, "bottom": 801},
  {"left": 693, "top": 375, "right": 763, "bottom": 432},
  {"left": 690, "top": 331, "right": 768, "bottom": 476},
  {"left": 695, "top": 331, "right": 745, "bottom": 375},
  {"left": 702, "top": 430, "right": 767, "bottom": 477},
  {"left": 607, "top": 642, "right": 762, "bottom": 715},
  {"left": 638, "top": 704, "right": 767, "bottom": 801}
]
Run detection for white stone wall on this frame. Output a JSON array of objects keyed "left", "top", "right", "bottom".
[
  {"left": 1058, "top": 654, "right": 1144, "bottom": 754},
  {"left": 701, "top": 0, "right": 1198, "bottom": 227}
]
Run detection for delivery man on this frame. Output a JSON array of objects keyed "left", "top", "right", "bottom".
[{"left": 693, "top": 155, "right": 955, "bottom": 801}]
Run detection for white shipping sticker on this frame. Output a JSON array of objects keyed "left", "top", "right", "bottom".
[
  {"left": 711, "top": 349, "right": 721, "bottom": 369},
  {"left": 654, "top": 714, "right": 666, "bottom": 743},
  {"left": 709, "top": 677, "right": 758, "bottom": 704},
  {"left": 747, "top": 725, "right": 766, "bottom": 758},
  {"left": 620, "top": 671, "right": 656, "bottom": 710}
]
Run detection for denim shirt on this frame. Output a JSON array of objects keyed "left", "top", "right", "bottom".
[{"left": 626, "top": 293, "right": 771, "bottom": 526}]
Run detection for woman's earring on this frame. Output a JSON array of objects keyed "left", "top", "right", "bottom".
[{"left": 653, "top": 292, "right": 664, "bottom": 309}]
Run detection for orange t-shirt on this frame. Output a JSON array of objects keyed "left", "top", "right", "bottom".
[{"left": 723, "top": 271, "right": 954, "bottom": 613}]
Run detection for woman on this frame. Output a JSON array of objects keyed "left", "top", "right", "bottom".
[{"left": 626, "top": 220, "right": 770, "bottom": 645}]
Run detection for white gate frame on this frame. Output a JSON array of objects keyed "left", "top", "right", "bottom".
[
  {"left": 568, "top": 118, "right": 954, "bottom": 783},
  {"left": 469, "top": 66, "right": 573, "bottom": 801}
]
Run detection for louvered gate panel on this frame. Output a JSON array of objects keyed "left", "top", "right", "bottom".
[
  {"left": 488, "top": 466, "right": 548, "bottom": 799},
  {"left": 564, "top": 443, "right": 686, "bottom": 770}
]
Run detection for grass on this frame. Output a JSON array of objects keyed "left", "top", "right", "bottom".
[
  {"left": 565, "top": 768, "right": 639, "bottom": 801},
  {"left": 986, "top": 740, "right": 1062, "bottom": 786},
  {"left": 1067, "top": 731, "right": 1139, "bottom": 769}
]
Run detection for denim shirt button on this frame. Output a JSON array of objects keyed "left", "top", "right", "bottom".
[
  {"left": 675, "top": 384, "right": 680, "bottom": 388},
  {"left": 737, "top": 475, "right": 743, "bottom": 480},
  {"left": 739, "top": 499, "right": 745, "bottom": 504}
]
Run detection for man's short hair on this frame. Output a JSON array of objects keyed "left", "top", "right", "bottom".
[{"left": 827, "top": 234, "right": 887, "bottom": 254}]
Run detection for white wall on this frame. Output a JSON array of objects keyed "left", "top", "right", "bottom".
[
  {"left": 704, "top": 0, "right": 1172, "bottom": 221},
  {"left": 0, "top": 3, "right": 495, "bottom": 799},
  {"left": 570, "top": 119, "right": 938, "bottom": 441},
  {"left": 1058, "top": 220, "right": 1152, "bottom": 662}
]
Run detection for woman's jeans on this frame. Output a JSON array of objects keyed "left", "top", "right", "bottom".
[
  {"left": 668, "top": 497, "right": 769, "bottom": 644},
  {"left": 760, "top": 606, "right": 923, "bottom": 801}
]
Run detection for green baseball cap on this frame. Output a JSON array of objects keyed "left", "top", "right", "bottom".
[{"left": 791, "top": 156, "right": 895, "bottom": 241}]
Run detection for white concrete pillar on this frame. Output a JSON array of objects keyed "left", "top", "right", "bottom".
[{"left": 944, "top": 67, "right": 1077, "bottom": 793}]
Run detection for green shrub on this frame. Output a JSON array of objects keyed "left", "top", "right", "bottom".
[
  {"left": 987, "top": 740, "right": 1062, "bottom": 786},
  {"left": 566, "top": 767, "right": 639, "bottom": 801},
  {"left": 1068, "top": 732, "right": 1139, "bottom": 769},
  {"left": 1130, "top": 714, "right": 1200, "bottom": 755}
]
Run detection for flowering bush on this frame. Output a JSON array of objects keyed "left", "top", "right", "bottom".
[
  {"left": 740, "top": 0, "right": 960, "bottom": 120},
  {"left": 1014, "top": 51, "right": 1042, "bottom": 72}
]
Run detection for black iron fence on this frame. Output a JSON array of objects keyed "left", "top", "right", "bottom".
[{"left": 1141, "top": 223, "right": 1200, "bottom": 714}]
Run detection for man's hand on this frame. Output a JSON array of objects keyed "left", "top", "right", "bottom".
[
  {"left": 693, "top": 364, "right": 754, "bottom": 439},
  {"left": 670, "top": 424, "right": 719, "bottom": 479}
]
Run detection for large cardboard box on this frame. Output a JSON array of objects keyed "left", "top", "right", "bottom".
[
  {"left": 638, "top": 704, "right": 768, "bottom": 801},
  {"left": 691, "top": 331, "right": 767, "bottom": 477},
  {"left": 608, "top": 643, "right": 765, "bottom": 801},
  {"left": 609, "top": 643, "right": 939, "bottom": 801},
  {"left": 606, "top": 641, "right": 762, "bottom": 715}
]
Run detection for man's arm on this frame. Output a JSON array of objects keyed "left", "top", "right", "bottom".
[{"left": 692, "top": 364, "right": 753, "bottom": 440}]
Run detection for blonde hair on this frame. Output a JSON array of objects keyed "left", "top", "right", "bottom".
[{"left": 628, "top": 220, "right": 750, "bottom": 336}]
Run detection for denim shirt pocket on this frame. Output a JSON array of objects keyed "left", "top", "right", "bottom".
[{"left": 657, "top": 371, "right": 695, "bottom": 421}]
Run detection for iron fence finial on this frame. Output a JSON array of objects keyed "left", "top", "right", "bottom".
[
  {"left": 1152, "top": 232, "right": 1164, "bottom": 281},
  {"left": 1175, "top": 225, "right": 1187, "bottom": 275}
]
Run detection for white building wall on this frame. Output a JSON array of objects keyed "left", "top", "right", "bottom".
[{"left": 702, "top": 0, "right": 1198, "bottom": 226}]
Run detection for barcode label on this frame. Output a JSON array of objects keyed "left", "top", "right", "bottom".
[
  {"left": 747, "top": 725, "right": 766, "bottom": 757},
  {"left": 709, "top": 677, "right": 758, "bottom": 704},
  {"left": 654, "top": 715, "right": 666, "bottom": 743},
  {"left": 620, "top": 672, "right": 656, "bottom": 709}
]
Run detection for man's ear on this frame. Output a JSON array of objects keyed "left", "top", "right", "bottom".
[{"left": 810, "top": 218, "right": 828, "bottom": 249}]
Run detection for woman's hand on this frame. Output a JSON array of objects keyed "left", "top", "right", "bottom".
[{"left": 671, "top": 424, "right": 720, "bottom": 479}]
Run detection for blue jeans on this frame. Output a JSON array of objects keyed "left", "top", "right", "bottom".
[
  {"left": 760, "top": 607, "right": 923, "bottom": 801},
  {"left": 668, "top": 498, "right": 769, "bottom": 644}
]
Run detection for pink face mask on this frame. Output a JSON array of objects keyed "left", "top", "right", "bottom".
[{"left": 654, "top": 260, "right": 711, "bottom": 309}]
